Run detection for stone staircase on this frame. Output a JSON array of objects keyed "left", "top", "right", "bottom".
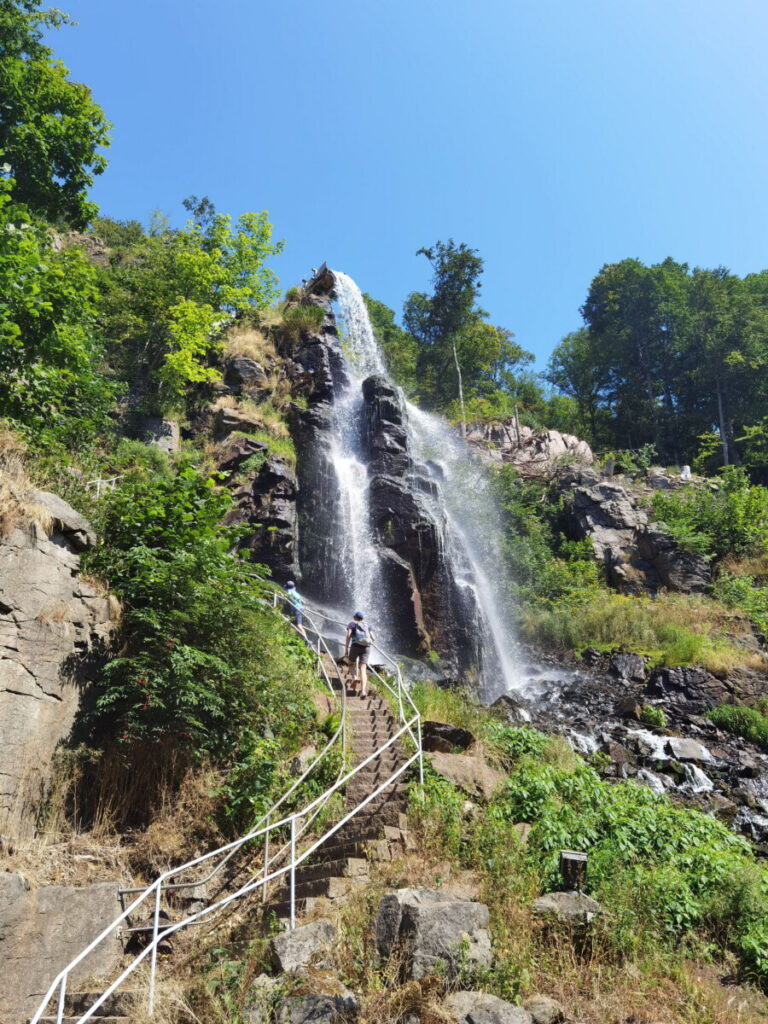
[
  {"left": 29, "top": 991, "right": 135, "bottom": 1024},
  {"left": 264, "top": 682, "right": 411, "bottom": 921}
]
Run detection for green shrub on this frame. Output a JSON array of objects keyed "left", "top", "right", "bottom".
[
  {"left": 640, "top": 705, "right": 668, "bottom": 729},
  {"left": 705, "top": 704, "right": 768, "bottom": 749},
  {"left": 652, "top": 468, "right": 768, "bottom": 560},
  {"left": 85, "top": 465, "right": 315, "bottom": 765},
  {"left": 713, "top": 571, "right": 768, "bottom": 637}
]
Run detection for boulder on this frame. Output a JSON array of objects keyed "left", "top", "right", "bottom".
[
  {"left": 426, "top": 752, "right": 506, "bottom": 802},
  {"left": 609, "top": 653, "right": 646, "bottom": 684},
  {"left": 121, "top": 413, "right": 181, "bottom": 454},
  {"left": 0, "top": 874, "right": 122, "bottom": 1022},
  {"left": 375, "top": 888, "right": 492, "bottom": 980},
  {"left": 532, "top": 891, "right": 602, "bottom": 927},
  {"left": 491, "top": 694, "right": 531, "bottom": 723},
  {"left": 243, "top": 975, "right": 279, "bottom": 1024},
  {"left": 664, "top": 737, "right": 714, "bottom": 763},
  {"left": 215, "top": 405, "right": 265, "bottom": 439},
  {"left": 523, "top": 995, "right": 566, "bottom": 1024},
  {"left": 276, "top": 987, "right": 358, "bottom": 1024},
  {"left": 614, "top": 698, "right": 643, "bottom": 721},
  {"left": 224, "top": 356, "right": 269, "bottom": 394},
  {"left": 422, "top": 720, "right": 476, "bottom": 753},
  {"left": 269, "top": 918, "right": 337, "bottom": 973},
  {"left": 444, "top": 990, "right": 532, "bottom": 1024},
  {"left": 31, "top": 489, "right": 96, "bottom": 550}
]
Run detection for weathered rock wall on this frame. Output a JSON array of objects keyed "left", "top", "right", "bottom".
[
  {"left": 0, "top": 872, "right": 122, "bottom": 1023},
  {"left": 0, "top": 497, "right": 114, "bottom": 835},
  {"left": 467, "top": 421, "right": 594, "bottom": 477}
]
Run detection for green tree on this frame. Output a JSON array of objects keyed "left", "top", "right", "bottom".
[
  {"left": 0, "top": 0, "right": 111, "bottom": 227},
  {"left": 96, "top": 200, "right": 283, "bottom": 404},
  {"left": 363, "top": 293, "right": 418, "bottom": 393},
  {"left": 0, "top": 176, "right": 115, "bottom": 432}
]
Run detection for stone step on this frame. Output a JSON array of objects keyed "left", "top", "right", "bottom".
[
  {"left": 291, "top": 856, "right": 369, "bottom": 883},
  {"left": 270, "top": 872, "right": 366, "bottom": 903}
]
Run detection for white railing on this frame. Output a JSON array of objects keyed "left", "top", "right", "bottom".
[{"left": 30, "top": 582, "right": 422, "bottom": 1024}]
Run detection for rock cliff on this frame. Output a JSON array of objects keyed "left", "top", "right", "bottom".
[{"left": 0, "top": 496, "right": 114, "bottom": 835}]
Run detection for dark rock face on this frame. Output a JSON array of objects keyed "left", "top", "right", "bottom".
[
  {"left": 564, "top": 481, "right": 711, "bottom": 594},
  {"left": 422, "top": 720, "right": 476, "bottom": 753},
  {"left": 224, "top": 356, "right": 268, "bottom": 396},
  {"left": 226, "top": 457, "right": 299, "bottom": 582}
]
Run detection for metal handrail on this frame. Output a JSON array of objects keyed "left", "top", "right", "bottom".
[{"left": 30, "top": 580, "right": 423, "bottom": 1024}]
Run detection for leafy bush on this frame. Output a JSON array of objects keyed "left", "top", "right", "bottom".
[
  {"left": 652, "top": 468, "right": 768, "bottom": 560},
  {"left": 705, "top": 704, "right": 768, "bottom": 749},
  {"left": 85, "top": 464, "right": 315, "bottom": 763},
  {"left": 713, "top": 571, "right": 768, "bottom": 637},
  {"left": 640, "top": 704, "right": 668, "bottom": 729}
]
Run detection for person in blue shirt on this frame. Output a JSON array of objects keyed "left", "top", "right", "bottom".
[{"left": 284, "top": 581, "right": 307, "bottom": 639}]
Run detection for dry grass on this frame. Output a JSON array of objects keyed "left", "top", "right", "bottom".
[
  {"left": 0, "top": 428, "right": 53, "bottom": 537},
  {"left": 224, "top": 324, "right": 276, "bottom": 365}
]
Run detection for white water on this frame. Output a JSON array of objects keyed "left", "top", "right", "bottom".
[
  {"left": 406, "top": 403, "right": 523, "bottom": 697},
  {"left": 329, "top": 272, "right": 392, "bottom": 641},
  {"left": 329, "top": 269, "right": 522, "bottom": 695}
]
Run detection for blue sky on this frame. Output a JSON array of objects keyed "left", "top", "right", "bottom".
[{"left": 49, "top": 0, "right": 768, "bottom": 367}]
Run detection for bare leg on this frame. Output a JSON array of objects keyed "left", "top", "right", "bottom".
[{"left": 359, "top": 661, "right": 368, "bottom": 697}]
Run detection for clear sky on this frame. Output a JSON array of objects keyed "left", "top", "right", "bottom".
[{"left": 48, "top": 0, "right": 768, "bottom": 367}]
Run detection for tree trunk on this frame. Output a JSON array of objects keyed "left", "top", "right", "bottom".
[
  {"left": 716, "top": 376, "right": 729, "bottom": 466},
  {"left": 452, "top": 338, "right": 466, "bottom": 438}
]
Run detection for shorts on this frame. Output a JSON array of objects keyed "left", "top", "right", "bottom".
[
  {"left": 294, "top": 611, "right": 303, "bottom": 626},
  {"left": 349, "top": 642, "right": 370, "bottom": 665}
]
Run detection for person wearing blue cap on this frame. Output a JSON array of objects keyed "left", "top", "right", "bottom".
[
  {"left": 344, "top": 611, "right": 375, "bottom": 697},
  {"left": 284, "top": 581, "right": 306, "bottom": 639}
]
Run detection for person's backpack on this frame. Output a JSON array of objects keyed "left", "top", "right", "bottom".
[{"left": 351, "top": 621, "right": 371, "bottom": 646}]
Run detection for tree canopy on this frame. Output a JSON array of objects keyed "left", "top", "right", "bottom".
[{"left": 0, "top": 0, "right": 111, "bottom": 227}]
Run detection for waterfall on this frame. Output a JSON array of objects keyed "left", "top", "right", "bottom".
[
  {"left": 405, "top": 404, "right": 523, "bottom": 697},
  {"left": 327, "top": 270, "right": 522, "bottom": 697},
  {"left": 327, "top": 272, "right": 393, "bottom": 642}
]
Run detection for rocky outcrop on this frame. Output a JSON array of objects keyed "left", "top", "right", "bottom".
[
  {"left": 445, "top": 990, "right": 532, "bottom": 1024},
  {"left": 564, "top": 481, "right": 711, "bottom": 594},
  {"left": 0, "top": 504, "right": 114, "bottom": 834},
  {"left": 227, "top": 456, "right": 300, "bottom": 582},
  {"left": 0, "top": 873, "right": 122, "bottom": 1022},
  {"left": 375, "top": 888, "right": 492, "bottom": 980},
  {"left": 467, "top": 421, "right": 593, "bottom": 478},
  {"left": 426, "top": 751, "right": 506, "bottom": 801}
]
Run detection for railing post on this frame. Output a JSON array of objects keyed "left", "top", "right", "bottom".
[
  {"left": 417, "top": 716, "right": 424, "bottom": 787},
  {"left": 289, "top": 816, "right": 297, "bottom": 930},
  {"left": 262, "top": 814, "right": 271, "bottom": 904},
  {"left": 55, "top": 976, "right": 66, "bottom": 1024},
  {"left": 148, "top": 883, "right": 161, "bottom": 1015}
]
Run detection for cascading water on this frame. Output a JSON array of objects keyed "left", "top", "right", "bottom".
[
  {"left": 328, "top": 270, "right": 522, "bottom": 695},
  {"left": 327, "top": 272, "right": 393, "bottom": 643}
]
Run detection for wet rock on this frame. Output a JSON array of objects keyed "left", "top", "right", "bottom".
[
  {"left": 444, "top": 989, "right": 533, "bottom": 1024},
  {"left": 609, "top": 652, "right": 647, "bottom": 683},
  {"left": 601, "top": 739, "right": 634, "bottom": 764},
  {"left": 375, "top": 889, "right": 492, "bottom": 980},
  {"left": 532, "top": 891, "right": 602, "bottom": 927},
  {"left": 664, "top": 737, "right": 714, "bottom": 763},
  {"left": 270, "top": 918, "right": 337, "bottom": 973},
  {"left": 523, "top": 995, "right": 566, "bottom": 1024},
  {"left": 491, "top": 694, "right": 531, "bottom": 723},
  {"left": 422, "top": 720, "right": 475, "bottom": 753},
  {"left": 614, "top": 697, "right": 643, "bottom": 721},
  {"left": 426, "top": 751, "right": 506, "bottom": 801}
]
